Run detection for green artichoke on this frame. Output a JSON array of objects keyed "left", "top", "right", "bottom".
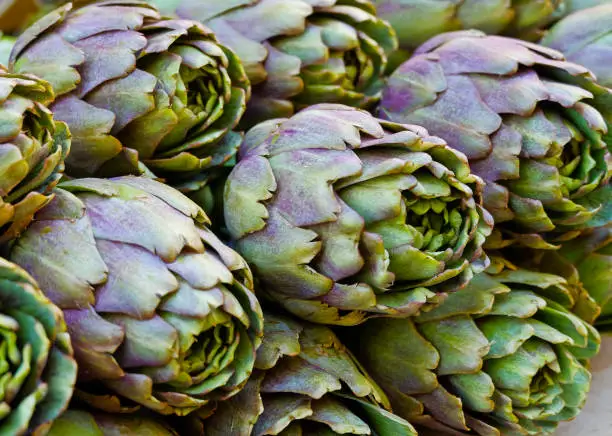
[
  {"left": 224, "top": 104, "right": 493, "bottom": 325},
  {"left": 0, "top": 258, "right": 77, "bottom": 435},
  {"left": 148, "top": 0, "right": 397, "bottom": 127},
  {"left": 555, "top": 225, "right": 612, "bottom": 330},
  {"left": 9, "top": 1, "right": 250, "bottom": 190},
  {"left": 202, "top": 312, "right": 417, "bottom": 435},
  {"left": 8, "top": 177, "right": 263, "bottom": 416},
  {"left": 352, "top": 260, "right": 600, "bottom": 435},
  {"left": 374, "top": 0, "right": 566, "bottom": 70},
  {"left": 0, "top": 67, "right": 70, "bottom": 244},
  {"left": 48, "top": 409, "right": 179, "bottom": 435},
  {"left": 380, "top": 31, "right": 612, "bottom": 250}
]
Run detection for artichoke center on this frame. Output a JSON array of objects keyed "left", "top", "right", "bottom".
[
  {"left": 404, "top": 197, "right": 462, "bottom": 252},
  {"left": 181, "top": 320, "right": 238, "bottom": 382}
]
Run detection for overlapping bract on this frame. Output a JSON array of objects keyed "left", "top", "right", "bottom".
[
  {"left": 541, "top": 3, "right": 612, "bottom": 147},
  {"left": 9, "top": 177, "right": 263, "bottom": 416},
  {"left": 10, "top": 0, "right": 250, "bottom": 188},
  {"left": 374, "top": 0, "right": 565, "bottom": 69},
  {"left": 380, "top": 31, "right": 612, "bottom": 250},
  {"left": 0, "top": 258, "right": 77, "bottom": 435},
  {"left": 150, "top": 0, "right": 397, "bottom": 127},
  {"left": 555, "top": 225, "right": 612, "bottom": 330},
  {"left": 0, "top": 67, "right": 70, "bottom": 244},
  {"left": 225, "top": 104, "right": 493, "bottom": 325},
  {"left": 48, "top": 409, "right": 179, "bottom": 435},
  {"left": 354, "top": 262, "right": 600, "bottom": 435},
  {"left": 203, "top": 312, "right": 416, "bottom": 435},
  {"left": 542, "top": 4, "right": 612, "bottom": 88}
]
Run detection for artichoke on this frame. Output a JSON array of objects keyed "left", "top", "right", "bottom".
[
  {"left": 555, "top": 225, "right": 612, "bottom": 330},
  {"left": 0, "top": 67, "right": 70, "bottom": 244},
  {"left": 0, "top": 258, "right": 77, "bottom": 435},
  {"left": 148, "top": 0, "right": 397, "bottom": 127},
  {"left": 380, "top": 31, "right": 612, "bottom": 250},
  {"left": 352, "top": 261, "right": 600, "bottom": 435},
  {"left": 202, "top": 312, "right": 417, "bottom": 436},
  {"left": 9, "top": 0, "right": 250, "bottom": 190},
  {"left": 224, "top": 104, "right": 493, "bottom": 326},
  {"left": 374, "top": 0, "right": 566, "bottom": 70},
  {"left": 8, "top": 177, "right": 264, "bottom": 416},
  {"left": 48, "top": 409, "right": 179, "bottom": 435}
]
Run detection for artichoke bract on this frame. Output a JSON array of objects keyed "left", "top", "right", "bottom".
[
  {"left": 380, "top": 31, "right": 612, "bottom": 250},
  {"left": 48, "top": 409, "right": 179, "bottom": 435},
  {"left": 224, "top": 104, "right": 493, "bottom": 326},
  {"left": 374, "top": 0, "right": 565, "bottom": 69},
  {"left": 9, "top": 177, "right": 264, "bottom": 416},
  {"left": 542, "top": 4, "right": 612, "bottom": 89},
  {"left": 555, "top": 225, "right": 612, "bottom": 331},
  {"left": 150, "top": 0, "right": 397, "bottom": 127},
  {"left": 0, "top": 258, "right": 77, "bottom": 435},
  {"left": 9, "top": 0, "right": 250, "bottom": 187},
  {"left": 203, "top": 312, "right": 417, "bottom": 436},
  {"left": 353, "top": 261, "right": 600, "bottom": 435},
  {"left": 541, "top": 3, "right": 612, "bottom": 146},
  {"left": 0, "top": 67, "right": 70, "bottom": 244}
]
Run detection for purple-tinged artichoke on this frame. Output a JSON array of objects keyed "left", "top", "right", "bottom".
[
  {"left": 0, "top": 258, "right": 77, "bottom": 435},
  {"left": 8, "top": 177, "right": 263, "bottom": 416},
  {"left": 147, "top": 0, "right": 397, "bottom": 127},
  {"left": 224, "top": 104, "right": 493, "bottom": 326},
  {"left": 380, "top": 31, "right": 612, "bottom": 250},
  {"left": 48, "top": 409, "right": 179, "bottom": 435},
  {"left": 201, "top": 312, "right": 417, "bottom": 435},
  {"left": 0, "top": 67, "right": 70, "bottom": 244},
  {"left": 352, "top": 260, "right": 600, "bottom": 435},
  {"left": 9, "top": 1, "right": 250, "bottom": 190}
]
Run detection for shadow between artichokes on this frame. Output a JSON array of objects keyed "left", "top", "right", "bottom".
[
  {"left": 9, "top": 0, "right": 250, "bottom": 192},
  {"left": 0, "top": 67, "right": 70, "bottom": 245},
  {"left": 8, "top": 177, "right": 263, "bottom": 416},
  {"left": 351, "top": 259, "right": 600, "bottom": 435},
  {"left": 199, "top": 312, "right": 417, "bottom": 436},
  {"left": 147, "top": 0, "right": 397, "bottom": 127},
  {"left": 224, "top": 104, "right": 493, "bottom": 326},
  {"left": 0, "top": 258, "right": 77, "bottom": 435},
  {"left": 380, "top": 30, "right": 612, "bottom": 250}
]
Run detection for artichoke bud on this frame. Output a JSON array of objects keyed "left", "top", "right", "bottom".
[
  {"left": 0, "top": 67, "right": 71, "bottom": 244},
  {"left": 380, "top": 30, "right": 612, "bottom": 250},
  {"left": 8, "top": 177, "right": 264, "bottom": 416},
  {"left": 225, "top": 104, "right": 494, "bottom": 325},
  {"left": 151, "top": 0, "right": 398, "bottom": 127},
  {"left": 0, "top": 258, "right": 77, "bottom": 435},
  {"left": 10, "top": 0, "right": 250, "bottom": 191},
  {"left": 353, "top": 264, "right": 600, "bottom": 435},
  {"left": 202, "top": 311, "right": 417, "bottom": 436}
]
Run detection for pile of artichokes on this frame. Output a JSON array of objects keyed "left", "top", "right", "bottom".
[{"left": 0, "top": 0, "right": 610, "bottom": 435}]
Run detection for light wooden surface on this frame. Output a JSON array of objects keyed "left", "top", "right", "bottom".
[{"left": 556, "top": 335, "right": 612, "bottom": 435}]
